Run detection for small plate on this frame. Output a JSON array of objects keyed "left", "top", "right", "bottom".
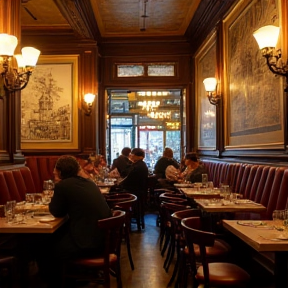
[
  {"left": 276, "top": 234, "right": 288, "bottom": 240},
  {"left": 174, "top": 183, "right": 192, "bottom": 188},
  {"left": 38, "top": 216, "right": 55, "bottom": 222},
  {"left": 237, "top": 221, "right": 266, "bottom": 226}
]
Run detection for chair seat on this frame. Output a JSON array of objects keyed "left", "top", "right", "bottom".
[
  {"left": 196, "top": 262, "right": 250, "bottom": 285},
  {"left": 184, "top": 239, "right": 231, "bottom": 259},
  {"left": 72, "top": 254, "right": 117, "bottom": 266}
]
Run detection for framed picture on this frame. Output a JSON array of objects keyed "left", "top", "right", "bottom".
[
  {"left": 21, "top": 55, "right": 79, "bottom": 150},
  {"left": 195, "top": 31, "right": 217, "bottom": 149},
  {"left": 223, "top": 0, "right": 284, "bottom": 149}
]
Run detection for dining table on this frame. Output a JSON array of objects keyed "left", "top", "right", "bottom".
[
  {"left": 0, "top": 214, "right": 68, "bottom": 234},
  {"left": 194, "top": 198, "right": 266, "bottom": 213},
  {"left": 222, "top": 219, "right": 288, "bottom": 288}
]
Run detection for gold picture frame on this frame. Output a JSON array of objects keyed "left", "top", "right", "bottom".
[
  {"left": 21, "top": 55, "right": 79, "bottom": 150},
  {"left": 195, "top": 31, "right": 217, "bottom": 150},
  {"left": 223, "top": 0, "right": 284, "bottom": 149}
]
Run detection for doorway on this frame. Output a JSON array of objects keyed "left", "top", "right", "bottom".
[{"left": 107, "top": 89, "right": 184, "bottom": 169}]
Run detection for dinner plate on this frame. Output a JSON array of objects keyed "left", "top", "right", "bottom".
[
  {"left": 174, "top": 183, "right": 192, "bottom": 188},
  {"left": 237, "top": 221, "right": 266, "bottom": 226},
  {"left": 235, "top": 199, "right": 252, "bottom": 204},
  {"left": 38, "top": 216, "right": 55, "bottom": 222}
]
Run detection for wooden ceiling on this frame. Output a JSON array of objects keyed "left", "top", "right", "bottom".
[{"left": 21, "top": 0, "right": 237, "bottom": 49}]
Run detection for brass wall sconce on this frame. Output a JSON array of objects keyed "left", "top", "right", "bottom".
[
  {"left": 253, "top": 25, "right": 288, "bottom": 92},
  {"left": 0, "top": 33, "right": 40, "bottom": 97},
  {"left": 84, "top": 93, "right": 96, "bottom": 116},
  {"left": 203, "top": 77, "right": 221, "bottom": 105}
]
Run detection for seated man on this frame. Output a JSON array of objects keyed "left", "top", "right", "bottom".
[
  {"left": 111, "top": 147, "right": 132, "bottom": 178},
  {"left": 36, "top": 155, "right": 112, "bottom": 287},
  {"left": 153, "top": 147, "right": 179, "bottom": 179}
]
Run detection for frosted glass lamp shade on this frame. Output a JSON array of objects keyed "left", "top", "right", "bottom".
[
  {"left": 21, "top": 47, "right": 41, "bottom": 67},
  {"left": 0, "top": 34, "right": 18, "bottom": 56},
  {"left": 203, "top": 77, "right": 217, "bottom": 92},
  {"left": 253, "top": 25, "right": 280, "bottom": 49},
  {"left": 84, "top": 93, "right": 96, "bottom": 104}
]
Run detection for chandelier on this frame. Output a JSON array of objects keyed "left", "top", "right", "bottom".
[
  {"left": 0, "top": 33, "right": 40, "bottom": 96},
  {"left": 138, "top": 100, "right": 160, "bottom": 112},
  {"left": 148, "top": 111, "right": 171, "bottom": 119}
]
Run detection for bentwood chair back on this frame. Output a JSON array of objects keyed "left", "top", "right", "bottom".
[
  {"left": 62, "top": 210, "right": 126, "bottom": 288},
  {"left": 105, "top": 193, "right": 137, "bottom": 270},
  {"left": 181, "top": 217, "right": 250, "bottom": 288}
]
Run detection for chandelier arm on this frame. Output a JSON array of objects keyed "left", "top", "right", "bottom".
[
  {"left": 2, "top": 71, "right": 31, "bottom": 92},
  {"left": 265, "top": 55, "right": 288, "bottom": 78}
]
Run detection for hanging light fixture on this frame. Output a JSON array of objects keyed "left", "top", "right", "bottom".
[
  {"left": 253, "top": 25, "right": 288, "bottom": 92},
  {"left": 0, "top": 33, "right": 40, "bottom": 96}
]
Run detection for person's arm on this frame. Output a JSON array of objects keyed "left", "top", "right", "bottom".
[{"left": 49, "top": 184, "right": 68, "bottom": 217}]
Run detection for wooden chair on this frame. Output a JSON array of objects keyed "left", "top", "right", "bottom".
[
  {"left": 62, "top": 210, "right": 126, "bottom": 288},
  {"left": 170, "top": 210, "right": 231, "bottom": 287},
  {"left": 105, "top": 193, "right": 137, "bottom": 270},
  {"left": 0, "top": 255, "right": 16, "bottom": 288},
  {"left": 181, "top": 217, "right": 250, "bottom": 288},
  {"left": 159, "top": 201, "right": 191, "bottom": 275}
]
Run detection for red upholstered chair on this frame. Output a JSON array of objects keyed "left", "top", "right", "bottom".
[
  {"left": 0, "top": 172, "right": 12, "bottom": 205},
  {"left": 62, "top": 210, "right": 126, "bottom": 288},
  {"left": 38, "top": 157, "right": 51, "bottom": 184},
  {"left": 3, "top": 171, "right": 22, "bottom": 202},
  {"left": 181, "top": 217, "right": 250, "bottom": 288},
  {"left": 19, "top": 167, "right": 37, "bottom": 194}
]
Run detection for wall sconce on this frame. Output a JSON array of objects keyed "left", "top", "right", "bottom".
[
  {"left": 84, "top": 93, "right": 96, "bottom": 116},
  {"left": 203, "top": 77, "right": 221, "bottom": 105},
  {"left": 253, "top": 25, "right": 288, "bottom": 92},
  {"left": 0, "top": 33, "right": 40, "bottom": 97}
]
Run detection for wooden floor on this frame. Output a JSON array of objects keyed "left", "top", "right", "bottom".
[{"left": 9, "top": 212, "right": 277, "bottom": 288}]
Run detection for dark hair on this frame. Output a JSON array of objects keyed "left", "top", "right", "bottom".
[
  {"left": 55, "top": 155, "right": 80, "bottom": 179},
  {"left": 121, "top": 147, "right": 131, "bottom": 157},
  {"left": 163, "top": 147, "right": 173, "bottom": 158},
  {"left": 185, "top": 152, "right": 198, "bottom": 162},
  {"left": 131, "top": 148, "right": 145, "bottom": 157}
]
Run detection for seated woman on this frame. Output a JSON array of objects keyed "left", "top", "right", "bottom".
[{"left": 180, "top": 152, "right": 208, "bottom": 183}]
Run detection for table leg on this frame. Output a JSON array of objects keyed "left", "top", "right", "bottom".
[{"left": 274, "top": 251, "right": 288, "bottom": 288}]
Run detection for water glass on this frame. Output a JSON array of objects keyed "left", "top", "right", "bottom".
[
  {"left": 202, "top": 174, "right": 208, "bottom": 187},
  {"left": 272, "top": 209, "right": 285, "bottom": 228},
  {"left": 25, "top": 193, "right": 35, "bottom": 204},
  {"left": 5, "top": 200, "right": 16, "bottom": 223}
]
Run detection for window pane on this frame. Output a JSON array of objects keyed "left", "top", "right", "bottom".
[
  {"left": 147, "top": 64, "right": 175, "bottom": 76},
  {"left": 117, "top": 65, "right": 144, "bottom": 77}
]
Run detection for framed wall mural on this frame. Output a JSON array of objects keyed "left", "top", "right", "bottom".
[
  {"left": 223, "top": 0, "right": 284, "bottom": 148},
  {"left": 195, "top": 32, "right": 217, "bottom": 149},
  {"left": 21, "top": 55, "right": 79, "bottom": 150}
]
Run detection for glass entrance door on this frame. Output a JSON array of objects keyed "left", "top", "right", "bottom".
[{"left": 107, "top": 89, "right": 183, "bottom": 170}]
